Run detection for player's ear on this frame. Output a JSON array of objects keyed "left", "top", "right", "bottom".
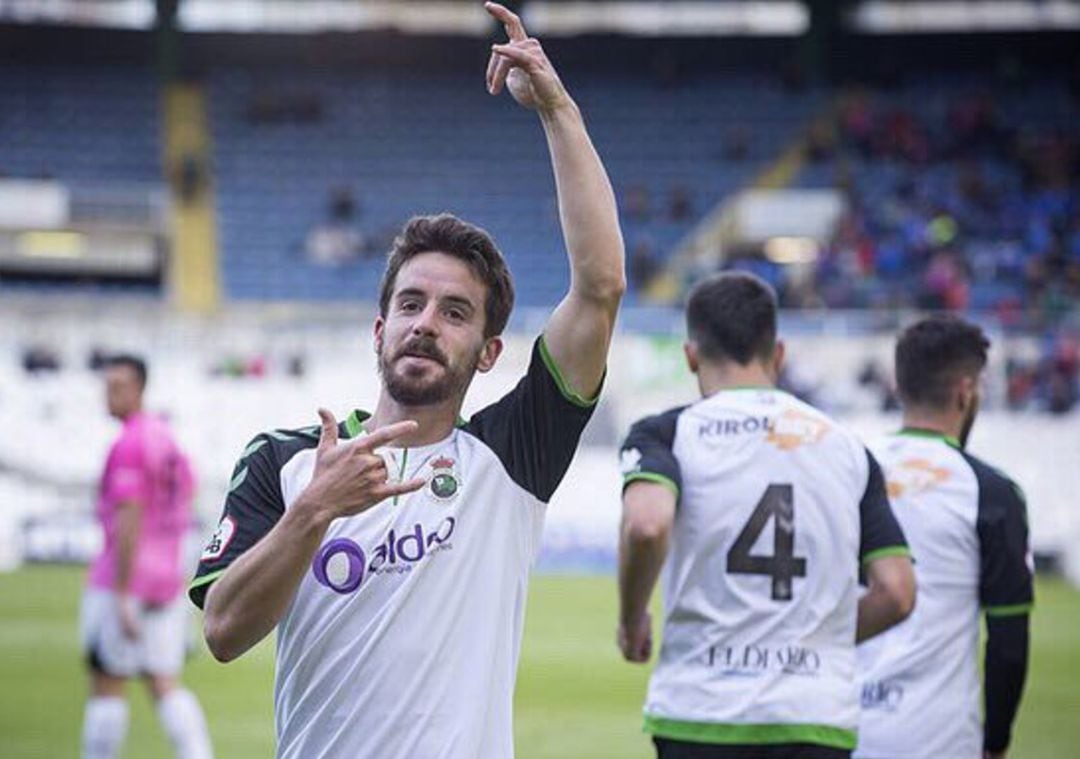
[
  {"left": 476, "top": 336, "right": 504, "bottom": 374},
  {"left": 373, "top": 316, "right": 385, "bottom": 354},
  {"left": 771, "top": 340, "right": 786, "bottom": 379},
  {"left": 956, "top": 374, "right": 976, "bottom": 413},
  {"left": 683, "top": 341, "right": 700, "bottom": 374}
]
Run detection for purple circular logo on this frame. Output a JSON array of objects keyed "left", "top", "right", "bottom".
[{"left": 312, "top": 538, "right": 366, "bottom": 594}]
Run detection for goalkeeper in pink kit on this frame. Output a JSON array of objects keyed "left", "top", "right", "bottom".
[{"left": 80, "top": 354, "right": 214, "bottom": 759}]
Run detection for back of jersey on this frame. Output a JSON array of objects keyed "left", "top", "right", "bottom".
[
  {"left": 621, "top": 388, "right": 906, "bottom": 750},
  {"left": 857, "top": 432, "right": 1033, "bottom": 759}
]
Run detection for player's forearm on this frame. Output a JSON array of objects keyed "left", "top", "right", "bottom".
[
  {"left": 984, "top": 614, "right": 1030, "bottom": 753},
  {"left": 203, "top": 502, "right": 331, "bottom": 662},
  {"left": 618, "top": 525, "right": 668, "bottom": 627},
  {"left": 856, "top": 583, "right": 913, "bottom": 643},
  {"left": 540, "top": 101, "right": 625, "bottom": 304},
  {"left": 114, "top": 502, "right": 141, "bottom": 594}
]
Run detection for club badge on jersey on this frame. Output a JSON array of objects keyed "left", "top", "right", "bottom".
[{"left": 427, "top": 456, "right": 462, "bottom": 503}]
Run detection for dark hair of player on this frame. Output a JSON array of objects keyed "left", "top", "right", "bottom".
[
  {"left": 106, "top": 353, "right": 148, "bottom": 389},
  {"left": 378, "top": 214, "right": 515, "bottom": 339},
  {"left": 895, "top": 316, "right": 989, "bottom": 409},
  {"left": 685, "top": 271, "right": 778, "bottom": 365}
]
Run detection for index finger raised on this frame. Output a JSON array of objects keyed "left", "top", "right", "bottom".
[
  {"left": 485, "top": 2, "right": 527, "bottom": 42},
  {"left": 355, "top": 419, "right": 420, "bottom": 451}
]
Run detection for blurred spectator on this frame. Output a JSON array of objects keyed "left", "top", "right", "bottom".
[
  {"left": 624, "top": 184, "right": 651, "bottom": 222},
  {"left": 723, "top": 126, "right": 750, "bottom": 162},
  {"left": 629, "top": 238, "right": 660, "bottom": 293},
  {"left": 669, "top": 186, "right": 693, "bottom": 221},
  {"left": 22, "top": 345, "right": 61, "bottom": 374},
  {"left": 304, "top": 187, "right": 366, "bottom": 266}
]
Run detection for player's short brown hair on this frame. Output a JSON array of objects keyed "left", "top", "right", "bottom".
[
  {"left": 686, "top": 271, "right": 778, "bottom": 365},
  {"left": 378, "top": 214, "right": 515, "bottom": 339},
  {"left": 895, "top": 315, "right": 989, "bottom": 409}
]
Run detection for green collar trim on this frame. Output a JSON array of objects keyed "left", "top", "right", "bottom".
[
  {"left": 896, "top": 427, "right": 961, "bottom": 448},
  {"left": 345, "top": 409, "right": 468, "bottom": 437},
  {"left": 344, "top": 410, "right": 371, "bottom": 439}
]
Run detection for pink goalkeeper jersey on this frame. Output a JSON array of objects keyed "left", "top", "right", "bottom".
[{"left": 89, "top": 411, "right": 195, "bottom": 604}]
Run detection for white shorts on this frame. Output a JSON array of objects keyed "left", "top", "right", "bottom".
[{"left": 80, "top": 587, "right": 187, "bottom": 678}]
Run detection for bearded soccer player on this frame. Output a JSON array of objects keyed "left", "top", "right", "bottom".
[
  {"left": 187, "top": 5, "right": 625, "bottom": 758},
  {"left": 856, "top": 316, "right": 1033, "bottom": 759},
  {"left": 617, "top": 272, "right": 915, "bottom": 759},
  {"left": 82, "top": 355, "right": 213, "bottom": 759}
]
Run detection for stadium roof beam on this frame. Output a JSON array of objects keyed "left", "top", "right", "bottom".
[
  {"left": 0, "top": 0, "right": 808, "bottom": 36},
  {"left": 850, "top": 1, "right": 1080, "bottom": 34}
]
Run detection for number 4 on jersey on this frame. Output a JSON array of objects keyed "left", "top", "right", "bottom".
[{"left": 726, "top": 484, "right": 807, "bottom": 601}]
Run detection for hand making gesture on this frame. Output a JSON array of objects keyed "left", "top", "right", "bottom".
[
  {"left": 299, "top": 409, "right": 426, "bottom": 520},
  {"left": 485, "top": 2, "right": 572, "bottom": 114}
]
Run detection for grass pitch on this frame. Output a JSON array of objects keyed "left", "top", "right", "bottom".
[{"left": 2, "top": 567, "right": 1078, "bottom": 757}]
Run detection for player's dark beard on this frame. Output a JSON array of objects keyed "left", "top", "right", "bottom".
[
  {"left": 379, "top": 335, "right": 480, "bottom": 406},
  {"left": 958, "top": 392, "right": 979, "bottom": 449}
]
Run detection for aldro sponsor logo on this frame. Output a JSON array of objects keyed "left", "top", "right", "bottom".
[
  {"left": 697, "top": 409, "right": 830, "bottom": 451},
  {"left": 312, "top": 517, "right": 456, "bottom": 594},
  {"left": 707, "top": 643, "right": 821, "bottom": 677}
]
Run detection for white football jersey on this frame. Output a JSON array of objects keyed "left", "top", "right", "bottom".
[
  {"left": 620, "top": 388, "right": 908, "bottom": 752},
  {"left": 856, "top": 431, "right": 1033, "bottom": 759},
  {"left": 191, "top": 338, "right": 596, "bottom": 759}
]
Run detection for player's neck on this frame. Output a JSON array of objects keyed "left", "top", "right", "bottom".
[
  {"left": 697, "top": 363, "right": 775, "bottom": 398},
  {"left": 368, "top": 394, "right": 460, "bottom": 447},
  {"left": 899, "top": 410, "right": 962, "bottom": 442}
]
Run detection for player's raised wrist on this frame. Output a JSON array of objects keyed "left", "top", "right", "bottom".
[
  {"left": 286, "top": 492, "right": 336, "bottom": 533},
  {"left": 537, "top": 96, "right": 581, "bottom": 127}
]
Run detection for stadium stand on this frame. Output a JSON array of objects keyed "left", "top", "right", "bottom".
[
  {"left": 0, "top": 64, "right": 159, "bottom": 183},
  {"left": 789, "top": 74, "right": 1080, "bottom": 319},
  {"left": 207, "top": 67, "right": 821, "bottom": 304}
]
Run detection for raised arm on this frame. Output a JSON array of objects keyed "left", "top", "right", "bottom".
[{"left": 486, "top": 2, "right": 625, "bottom": 401}]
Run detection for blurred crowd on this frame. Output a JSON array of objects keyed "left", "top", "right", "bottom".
[{"left": 792, "top": 85, "right": 1080, "bottom": 325}]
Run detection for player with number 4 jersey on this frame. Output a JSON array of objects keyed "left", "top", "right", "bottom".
[{"left": 617, "top": 273, "right": 916, "bottom": 759}]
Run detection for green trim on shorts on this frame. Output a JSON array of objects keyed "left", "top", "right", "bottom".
[
  {"left": 538, "top": 335, "right": 601, "bottom": 408},
  {"left": 984, "top": 602, "right": 1034, "bottom": 617},
  {"left": 623, "top": 472, "right": 680, "bottom": 498},
  {"left": 861, "top": 545, "right": 912, "bottom": 564},
  {"left": 643, "top": 715, "right": 857, "bottom": 750}
]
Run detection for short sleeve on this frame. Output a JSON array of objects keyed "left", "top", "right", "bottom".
[
  {"left": 463, "top": 335, "right": 599, "bottom": 503},
  {"left": 973, "top": 462, "right": 1034, "bottom": 616},
  {"left": 105, "top": 436, "right": 150, "bottom": 507},
  {"left": 859, "top": 448, "right": 910, "bottom": 563},
  {"left": 188, "top": 434, "right": 286, "bottom": 608},
  {"left": 619, "top": 407, "right": 685, "bottom": 500}
]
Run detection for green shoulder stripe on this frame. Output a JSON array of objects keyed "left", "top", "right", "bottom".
[
  {"left": 188, "top": 568, "right": 226, "bottom": 594},
  {"left": 623, "top": 471, "right": 680, "bottom": 498},
  {"left": 985, "top": 603, "right": 1034, "bottom": 617},
  {"left": 538, "top": 336, "right": 601, "bottom": 409},
  {"left": 861, "top": 545, "right": 912, "bottom": 564}
]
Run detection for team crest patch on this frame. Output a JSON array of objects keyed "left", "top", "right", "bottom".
[
  {"left": 201, "top": 515, "right": 236, "bottom": 561},
  {"left": 428, "top": 457, "right": 461, "bottom": 502}
]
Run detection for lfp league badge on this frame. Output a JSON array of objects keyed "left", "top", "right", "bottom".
[{"left": 428, "top": 456, "right": 461, "bottom": 502}]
